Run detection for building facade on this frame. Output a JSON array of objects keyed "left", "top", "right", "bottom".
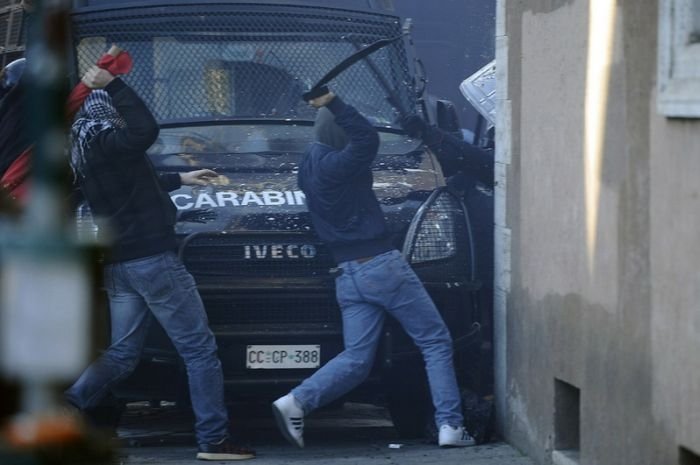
[
  {"left": 0, "top": 0, "right": 24, "bottom": 67},
  {"left": 495, "top": 0, "right": 700, "bottom": 464}
]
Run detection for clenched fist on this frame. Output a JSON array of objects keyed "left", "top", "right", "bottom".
[
  {"left": 81, "top": 66, "right": 115, "bottom": 89},
  {"left": 308, "top": 91, "right": 336, "bottom": 108}
]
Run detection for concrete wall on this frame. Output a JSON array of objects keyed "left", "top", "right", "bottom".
[{"left": 496, "top": 0, "right": 700, "bottom": 464}]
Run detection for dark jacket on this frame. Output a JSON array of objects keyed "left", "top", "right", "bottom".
[
  {"left": 298, "top": 97, "right": 392, "bottom": 263},
  {"left": 78, "top": 78, "right": 181, "bottom": 262},
  {"left": 0, "top": 78, "right": 32, "bottom": 177}
]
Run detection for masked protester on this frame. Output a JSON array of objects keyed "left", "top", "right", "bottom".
[
  {"left": 271, "top": 90, "right": 476, "bottom": 449},
  {"left": 64, "top": 66, "right": 255, "bottom": 461}
]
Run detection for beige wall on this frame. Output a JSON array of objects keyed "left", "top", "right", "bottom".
[{"left": 498, "top": 0, "right": 700, "bottom": 464}]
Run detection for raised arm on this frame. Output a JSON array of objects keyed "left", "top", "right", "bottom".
[
  {"left": 401, "top": 114, "right": 493, "bottom": 187},
  {"left": 81, "top": 66, "right": 159, "bottom": 157},
  {"left": 309, "top": 92, "right": 380, "bottom": 182}
]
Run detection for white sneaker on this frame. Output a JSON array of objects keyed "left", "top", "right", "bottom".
[
  {"left": 272, "top": 394, "right": 305, "bottom": 448},
  {"left": 438, "top": 425, "right": 477, "bottom": 447}
]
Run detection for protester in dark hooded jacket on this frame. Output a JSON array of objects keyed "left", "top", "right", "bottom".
[
  {"left": 64, "top": 65, "right": 254, "bottom": 461},
  {"left": 271, "top": 90, "right": 476, "bottom": 449},
  {"left": 400, "top": 113, "right": 495, "bottom": 329},
  {"left": 0, "top": 59, "right": 32, "bottom": 206}
]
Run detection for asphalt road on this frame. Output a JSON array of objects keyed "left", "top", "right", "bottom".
[{"left": 115, "top": 402, "right": 535, "bottom": 465}]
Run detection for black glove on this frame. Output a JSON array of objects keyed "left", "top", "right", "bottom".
[
  {"left": 446, "top": 172, "right": 470, "bottom": 196},
  {"left": 399, "top": 114, "right": 427, "bottom": 139}
]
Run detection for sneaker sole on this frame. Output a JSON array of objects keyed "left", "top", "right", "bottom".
[
  {"left": 271, "top": 403, "right": 304, "bottom": 448},
  {"left": 196, "top": 452, "right": 255, "bottom": 461},
  {"left": 439, "top": 441, "right": 477, "bottom": 448}
]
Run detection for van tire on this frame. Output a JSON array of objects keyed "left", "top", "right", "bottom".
[{"left": 385, "top": 369, "right": 432, "bottom": 438}]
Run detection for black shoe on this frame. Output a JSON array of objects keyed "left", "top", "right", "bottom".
[{"left": 196, "top": 438, "right": 256, "bottom": 461}]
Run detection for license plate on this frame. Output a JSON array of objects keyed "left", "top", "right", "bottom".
[{"left": 246, "top": 344, "right": 321, "bottom": 369}]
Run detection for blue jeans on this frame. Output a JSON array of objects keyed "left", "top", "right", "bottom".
[
  {"left": 65, "top": 251, "right": 228, "bottom": 446},
  {"left": 292, "top": 249, "right": 463, "bottom": 428}
]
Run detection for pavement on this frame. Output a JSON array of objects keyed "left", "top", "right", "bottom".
[{"left": 115, "top": 402, "right": 536, "bottom": 465}]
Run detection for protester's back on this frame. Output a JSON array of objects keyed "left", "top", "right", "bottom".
[{"left": 298, "top": 102, "right": 388, "bottom": 262}]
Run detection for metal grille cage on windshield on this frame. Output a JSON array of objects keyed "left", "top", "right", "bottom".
[{"left": 71, "top": 3, "right": 415, "bottom": 125}]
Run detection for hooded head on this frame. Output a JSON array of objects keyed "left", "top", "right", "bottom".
[
  {"left": 0, "top": 58, "right": 26, "bottom": 101},
  {"left": 313, "top": 107, "right": 347, "bottom": 151},
  {"left": 1, "top": 58, "right": 26, "bottom": 91}
]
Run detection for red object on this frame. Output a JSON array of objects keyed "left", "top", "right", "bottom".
[
  {"left": 1, "top": 51, "right": 134, "bottom": 207},
  {"left": 97, "top": 51, "right": 134, "bottom": 75},
  {"left": 66, "top": 51, "right": 133, "bottom": 119},
  {"left": 0, "top": 147, "right": 31, "bottom": 205}
]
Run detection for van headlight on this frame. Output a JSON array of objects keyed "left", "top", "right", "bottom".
[{"left": 402, "top": 189, "right": 466, "bottom": 264}]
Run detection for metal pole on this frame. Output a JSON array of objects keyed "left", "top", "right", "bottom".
[
  {"left": 0, "top": 3, "right": 109, "bottom": 463},
  {"left": 1, "top": 0, "right": 92, "bottom": 407},
  {"left": 493, "top": 0, "right": 510, "bottom": 437}
]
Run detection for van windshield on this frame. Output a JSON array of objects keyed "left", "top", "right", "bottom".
[
  {"left": 147, "top": 124, "right": 421, "bottom": 171},
  {"left": 72, "top": 4, "right": 414, "bottom": 126}
]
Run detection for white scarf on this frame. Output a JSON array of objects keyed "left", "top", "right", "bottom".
[{"left": 70, "top": 90, "right": 126, "bottom": 179}]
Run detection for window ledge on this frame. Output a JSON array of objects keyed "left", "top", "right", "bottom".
[{"left": 658, "top": 77, "right": 700, "bottom": 118}]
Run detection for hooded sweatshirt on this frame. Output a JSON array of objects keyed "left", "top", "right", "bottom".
[
  {"left": 0, "top": 78, "right": 31, "bottom": 178},
  {"left": 298, "top": 97, "right": 392, "bottom": 263}
]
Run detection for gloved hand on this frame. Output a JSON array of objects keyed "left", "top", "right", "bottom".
[
  {"left": 446, "top": 172, "right": 470, "bottom": 196},
  {"left": 399, "top": 113, "right": 428, "bottom": 139}
]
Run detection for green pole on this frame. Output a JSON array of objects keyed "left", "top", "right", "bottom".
[{"left": 0, "top": 0, "right": 91, "bottom": 414}]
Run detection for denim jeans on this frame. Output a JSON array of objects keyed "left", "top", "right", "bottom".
[
  {"left": 65, "top": 251, "right": 228, "bottom": 446},
  {"left": 292, "top": 249, "right": 463, "bottom": 428}
]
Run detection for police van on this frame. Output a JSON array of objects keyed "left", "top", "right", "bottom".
[{"left": 68, "top": 0, "right": 491, "bottom": 437}]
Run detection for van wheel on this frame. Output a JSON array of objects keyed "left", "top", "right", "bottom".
[
  {"left": 385, "top": 371, "right": 432, "bottom": 438},
  {"left": 84, "top": 396, "right": 125, "bottom": 434}
]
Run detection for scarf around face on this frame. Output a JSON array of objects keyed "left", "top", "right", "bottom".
[{"left": 70, "top": 89, "right": 126, "bottom": 179}]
